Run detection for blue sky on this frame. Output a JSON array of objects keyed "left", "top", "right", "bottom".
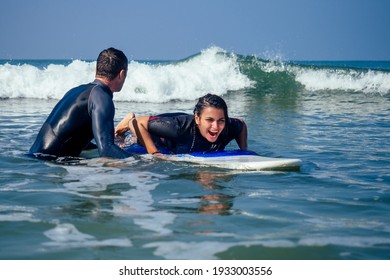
[{"left": 1, "top": 0, "right": 389, "bottom": 60}]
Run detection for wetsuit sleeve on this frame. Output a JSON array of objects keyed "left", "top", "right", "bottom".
[
  {"left": 228, "top": 118, "right": 244, "bottom": 136},
  {"left": 89, "top": 87, "right": 131, "bottom": 159},
  {"left": 229, "top": 118, "right": 247, "bottom": 150}
]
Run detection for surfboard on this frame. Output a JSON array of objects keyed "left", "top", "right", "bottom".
[
  {"left": 171, "top": 152, "right": 301, "bottom": 171},
  {"left": 124, "top": 145, "right": 302, "bottom": 171}
]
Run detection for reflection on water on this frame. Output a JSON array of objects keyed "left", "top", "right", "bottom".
[{"left": 195, "top": 170, "right": 234, "bottom": 215}]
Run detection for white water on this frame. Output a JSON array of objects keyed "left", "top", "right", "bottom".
[
  {"left": 1, "top": 46, "right": 389, "bottom": 101},
  {"left": 0, "top": 47, "right": 253, "bottom": 102}
]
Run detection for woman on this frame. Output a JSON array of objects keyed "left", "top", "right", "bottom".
[{"left": 115, "top": 93, "right": 248, "bottom": 155}]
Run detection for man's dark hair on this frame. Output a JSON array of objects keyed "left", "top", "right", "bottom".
[{"left": 96, "top": 47, "right": 128, "bottom": 80}]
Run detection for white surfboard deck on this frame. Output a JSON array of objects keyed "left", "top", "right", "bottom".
[
  {"left": 160, "top": 153, "right": 302, "bottom": 171},
  {"left": 125, "top": 145, "right": 301, "bottom": 171}
]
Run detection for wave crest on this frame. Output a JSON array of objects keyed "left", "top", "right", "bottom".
[
  {"left": 292, "top": 67, "right": 390, "bottom": 95},
  {"left": 1, "top": 47, "right": 389, "bottom": 100},
  {"left": 0, "top": 47, "right": 253, "bottom": 102}
]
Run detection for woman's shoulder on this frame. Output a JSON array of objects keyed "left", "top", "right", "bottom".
[
  {"left": 157, "top": 112, "right": 191, "bottom": 118},
  {"left": 228, "top": 117, "right": 243, "bottom": 125},
  {"left": 227, "top": 117, "right": 244, "bottom": 134}
]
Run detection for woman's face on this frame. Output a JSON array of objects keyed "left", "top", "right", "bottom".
[{"left": 195, "top": 107, "right": 226, "bottom": 143}]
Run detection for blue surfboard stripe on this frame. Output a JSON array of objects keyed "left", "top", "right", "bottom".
[
  {"left": 124, "top": 144, "right": 258, "bottom": 157},
  {"left": 189, "top": 150, "right": 258, "bottom": 157}
]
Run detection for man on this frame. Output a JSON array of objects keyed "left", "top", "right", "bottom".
[{"left": 29, "top": 47, "right": 133, "bottom": 159}]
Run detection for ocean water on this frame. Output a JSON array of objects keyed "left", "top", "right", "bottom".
[{"left": 0, "top": 47, "right": 389, "bottom": 260}]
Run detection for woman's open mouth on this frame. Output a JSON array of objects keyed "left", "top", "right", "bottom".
[{"left": 208, "top": 130, "right": 218, "bottom": 139}]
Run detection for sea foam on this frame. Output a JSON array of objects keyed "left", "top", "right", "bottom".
[
  {"left": 0, "top": 47, "right": 253, "bottom": 101},
  {"left": 1, "top": 46, "right": 389, "bottom": 100},
  {"left": 292, "top": 67, "right": 390, "bottom": 95}
]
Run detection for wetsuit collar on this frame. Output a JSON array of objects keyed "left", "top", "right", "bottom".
[{"left": 92, "top": 79, "right": 113, "bottom": 96}]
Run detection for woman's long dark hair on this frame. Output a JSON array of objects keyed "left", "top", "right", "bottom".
[{"left": 193, "top": 93, "right": 229, "bottom": 119}]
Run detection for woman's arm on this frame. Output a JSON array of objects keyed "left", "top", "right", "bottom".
[
  {"left": 131, "top": 116, "right": 161, "bottom": 155},
  {"left": 235, "top": 119, "right": 248, "bottom": 150}
]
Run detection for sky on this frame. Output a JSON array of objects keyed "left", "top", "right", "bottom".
[{"left": 1, "top": 0, "right": 389, "bottom": 61}]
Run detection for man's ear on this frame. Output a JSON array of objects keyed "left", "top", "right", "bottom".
[{"left": 119, "top": 69, "right": 126, "bottom": 80}]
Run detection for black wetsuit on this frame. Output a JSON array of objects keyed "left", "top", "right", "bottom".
[
  {"left": 147, "top": 113, "right": 243, "bottom": 154},
  {"left": 29, "top": 79, "right": 130, "bottom": 159}
]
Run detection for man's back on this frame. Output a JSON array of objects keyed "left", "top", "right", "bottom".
[{"left": 29, "top": 83, "right": 94, "bottom": 157}]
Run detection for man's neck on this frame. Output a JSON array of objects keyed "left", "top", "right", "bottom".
[{"left": 95, "top": 76, "right": 114, "bottom": 92}]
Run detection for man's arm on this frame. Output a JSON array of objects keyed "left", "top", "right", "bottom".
[{"left": 89, "top": 89, "right": 131, "bottom": 159}]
